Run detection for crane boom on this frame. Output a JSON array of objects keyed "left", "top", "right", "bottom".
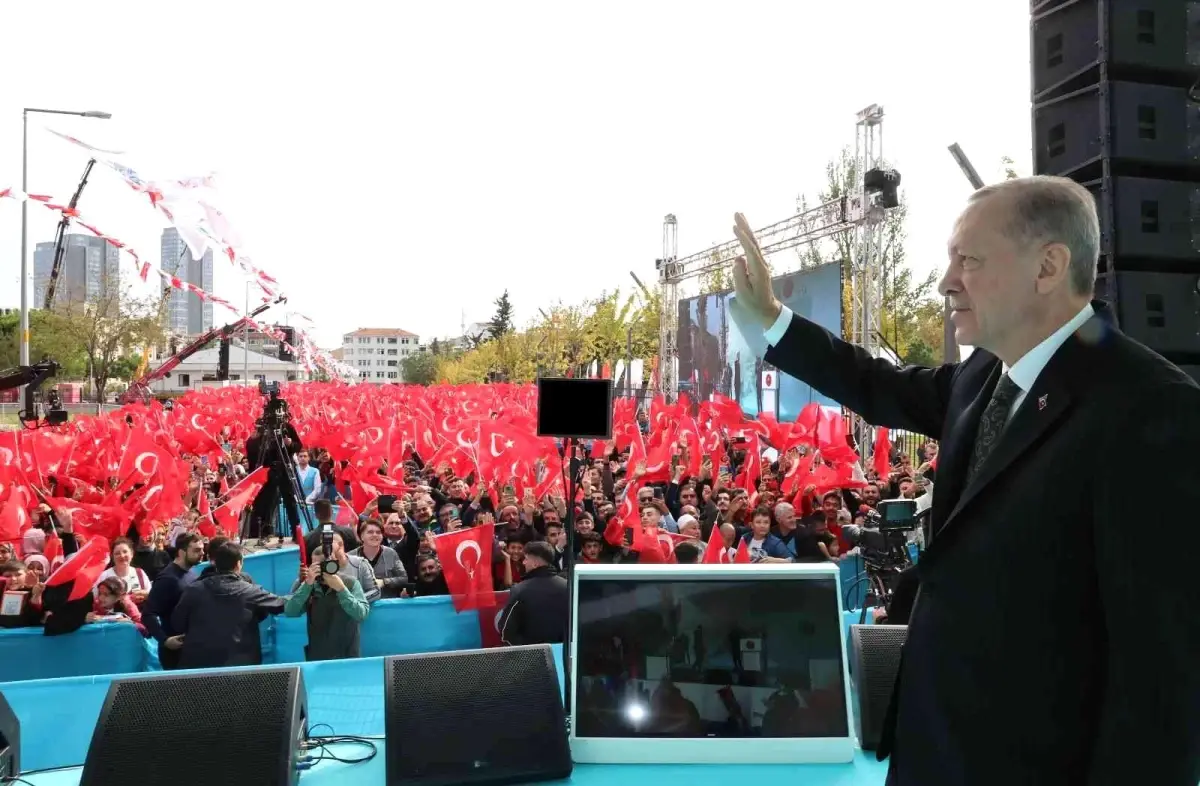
[
  {"left": 44, "top": 159, "right": 97, "bottom": 309},
  {"left": 120, "top": 298, "right": 283, "bottom": 404}
]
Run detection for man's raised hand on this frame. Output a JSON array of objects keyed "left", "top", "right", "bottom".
[{"left": 731, "top": 213, "right": 783, "bottom": 330}]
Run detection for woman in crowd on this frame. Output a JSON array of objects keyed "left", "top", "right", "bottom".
[
  {"left": 23, "top": 554, "right": 50, "bottom": 584},
  {"left": 350, "top": 519, "right": 407, "bottom": 598},
  {"left": 96, "top": 537, "right": 152, "bottom": 605}
]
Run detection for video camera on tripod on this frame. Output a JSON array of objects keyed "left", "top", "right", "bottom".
[
  {"left": 843, "top": 498, "right": 923, "bottom": 571},
  {"left": 258, "top": 380, "right": 289, "bottom": 428},
  {"left": 244, "top": 381, "right": 314, "bottom": 542}
]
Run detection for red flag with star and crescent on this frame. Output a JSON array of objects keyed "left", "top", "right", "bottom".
[{"left": 432, "top": 522, "right": 496, "bottom": 612}]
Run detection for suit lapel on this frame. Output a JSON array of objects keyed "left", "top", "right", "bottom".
[
  {"left": 939, "top": 337, "right": 1085, "bottom": 536},
  {"left": 928, "top": 363, "right": 1001, "bottom": 542}
]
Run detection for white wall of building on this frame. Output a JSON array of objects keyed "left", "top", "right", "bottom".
[
  {"left": 148, "top": 346, "right": 299, "bottom": 394},
  {"left": 341, "top": 330, "right": 423, "bottom": 383}
]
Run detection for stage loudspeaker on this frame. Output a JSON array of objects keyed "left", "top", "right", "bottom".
[
  {"left": 384, "top": 645, "right": 572, "bottom": 786},
  {"left": 80, "top": 667, "right": 307, "bottom": 786},
  {"left": 1030, "top": 0, "right": 1200, "bottom": 369},
  {"left": 0, "top": 689, "right": 19, "bottom": 779},
  {"left": 217, "top": 337, "right": 231, "bottom": 380},
  {"left": 849, "top": 624, "right": 908, "bottom": 752}
]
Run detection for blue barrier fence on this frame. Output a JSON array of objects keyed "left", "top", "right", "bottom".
[{"left": 0, "top": 546, "right": 884, "bottom": 684}]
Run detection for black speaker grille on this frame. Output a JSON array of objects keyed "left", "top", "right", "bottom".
[
  {"left": 82, "top": 670, "right": 300, "bottom": 786},
  {"left": 851, "top": 624, "right": 907, "bottom": 751},
  {"left": 385, "top": 646, "right": 570, "bottom": 786}
]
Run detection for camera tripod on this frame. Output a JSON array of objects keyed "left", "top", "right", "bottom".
[{"left": 242, "top": 423, "right": 315, "bottom": 543}]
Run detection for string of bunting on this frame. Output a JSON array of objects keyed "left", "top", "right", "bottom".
[{"left": 0, "top": 185, "right": 354, "bottom": 381}]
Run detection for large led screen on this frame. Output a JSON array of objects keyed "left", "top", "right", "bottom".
[{"left": 675, "top": 261, "right": 842, "bottom": 422}]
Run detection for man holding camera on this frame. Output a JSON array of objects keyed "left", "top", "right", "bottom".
[{"left": 285, "top": 531, "right": 370, "bottom": 661}]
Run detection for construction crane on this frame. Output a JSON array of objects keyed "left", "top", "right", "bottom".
[
  {"left": 42, "top": 159, "right": 97, "bottom": 309},
  {"left": 119, "top": 297, "right": 284, "bottom": 405},
  {"left": 656, "top": 105, "right": 897, "bottom": 449}
]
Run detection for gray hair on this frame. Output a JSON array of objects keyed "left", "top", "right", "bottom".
[
  {"left": 968, "top": 175, "right": 1099, "bottom": 296},
  {"left": 774, "top": 501, "right": 794, "bottom": 519}
]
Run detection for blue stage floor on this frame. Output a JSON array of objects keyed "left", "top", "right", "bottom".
[{"left": 24, "top": 750, "right": 888, "bottom": 786}]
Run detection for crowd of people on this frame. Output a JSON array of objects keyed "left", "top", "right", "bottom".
[{"left": 0, "top": 383, "right": 934, "bottom": 672}]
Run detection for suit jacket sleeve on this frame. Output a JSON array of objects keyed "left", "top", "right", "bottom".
[
  {"left": 764, "top": 311, "right": 958, "bottom": 439},
  {"left": 1091, "top": 381, "right": 1200, "bottom": 785}
]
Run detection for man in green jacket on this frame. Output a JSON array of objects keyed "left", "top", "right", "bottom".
[{"left": 285, "top": 533, "right": 370, "bottom": 660}]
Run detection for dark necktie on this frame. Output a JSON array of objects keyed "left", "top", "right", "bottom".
[{"left": 966, "top": 374, "right": 1021, "bottom": 484}]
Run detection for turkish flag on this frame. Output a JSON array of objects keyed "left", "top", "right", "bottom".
[
  {"left": 733, "top": 538, "right": 752, "bottom": 564},
  {"left": 477, "top": 590, "right": 510, "bottom": 647},
  {"left": 211, "top": 466, "right": 268, "bottom": 536},
  {"left": 702, "top": 531, "right": 731, "bottom": 564},
  {"left": 872, "top": 427, "right": 891, "bottom": 480},
  {"left": 0, "top": 492, "right": 30, "bottom": 549},
  {"left": 433, "top": 523, "right": 496, "bottom": 612},
  {"left": 45, "top": 536, "right": 110, "bottom": 601}
]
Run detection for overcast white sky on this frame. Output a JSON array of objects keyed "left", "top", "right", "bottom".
[{"left": 0, "top": 1, "right": 1031, "bottom": 349}]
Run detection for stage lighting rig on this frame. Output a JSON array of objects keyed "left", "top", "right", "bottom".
[{"left": 864, "top": 168, "right": 901, "bottom": 209}]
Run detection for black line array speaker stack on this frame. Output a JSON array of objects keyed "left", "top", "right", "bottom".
[{"left": 1030, "top": 0, "right": 1200, "bottom": 381}]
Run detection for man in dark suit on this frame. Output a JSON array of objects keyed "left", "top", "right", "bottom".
[{"left": 729, "top": 177, "right": 1199, "bottom": 786}]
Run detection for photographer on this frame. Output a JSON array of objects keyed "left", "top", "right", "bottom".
[
  {"left": 245, "top": 389, "right": 304, "bottom": 540},
  {"left": 284, "top": 532, "right": 370, "bottom": 660}
]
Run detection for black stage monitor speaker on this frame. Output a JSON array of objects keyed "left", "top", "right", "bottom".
[
  {"left": 384, "top": 645, "right": 572, "bottom": 786},
  {"left": 0, "top": 689, "right": 19, "bottom": 779},
  {"left": 849, "top": 623, "right": 908, "bottom": 752},
  {"left": 80, "top": 667, "right": 307, "bottom": 786},
  {"left": 536, "top": 377, "right": 613, "bottom": 440}
]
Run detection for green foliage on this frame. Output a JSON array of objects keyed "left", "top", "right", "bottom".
[
  {"left": 437, "top": 286, "right": 660, "bottom": 386},
  {"left": 428, "top": 337, "right": 444, "bottom": 356},
  {"left": 51, "top": 273, "right": 163, "bottom": 401},
  {"left": 0, "top": 309, "right": 88, "bottom": 379},
  {"left": 400, "top": 350, "right": 441, "bottom": 386},
  {"left": 487, "top": 290, "right": 515, "bottom": 339},
  {"left": 108, "top": 355, "right": 142, "bottom": 382}
]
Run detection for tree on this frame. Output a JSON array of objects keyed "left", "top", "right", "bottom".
[
  {"left": 108, "top": 355, "right": 142, "bottom": 383},
  {"left": 428, "top": 337, "right": 444, "bottom": 356},
  {"left": 529, "top": 302, "right": 591, "bottom": 376},
  {"left": 464, "top": 330, "right": 487, "bottom": 350},
  {"left": 53, "top": 274, "right": 163, "bottom": 402},
  {"left": 488, "top": 290, "right": 515, "bottom": 339},
  {"left": 400, "top": 350, "right": 440, "bottom": 385},
  {"left": 0, "top": 309, "right": 88, "bottom": 380},
  {"left": 796, "top": 146, "right": 943, "bottom": 364},
  {"left": 436, "top": 283, "right": 661, "bottom": 386}
]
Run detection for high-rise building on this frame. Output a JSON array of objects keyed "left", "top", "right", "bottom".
[
  {"left": 161, "top": 228, "right": 214, "bottom": 335},
  {"left": 33, "top": 234, "right": 120, "bottom": 310},
  {"left": 341, "top": 328, "right": 422, "bottom": 383}
]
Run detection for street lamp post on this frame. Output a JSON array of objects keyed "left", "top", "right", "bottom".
[
  {"left": 19, "top": 107, "right": 112, "bottom": 367},
  {"left": 244, "top": 281, "right": 252, "bottom": 386}
]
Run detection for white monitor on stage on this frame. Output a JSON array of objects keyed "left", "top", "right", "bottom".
[{"left": 569, "top": 562, "right": 856, "bottom": 764}]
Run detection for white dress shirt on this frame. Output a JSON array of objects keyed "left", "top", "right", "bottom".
[
  {"left": 1001, "top": 302, "right": 1094, "bottom": 420},
  {"left": 760, "top": 302, "right": 1096, "bottom": 422}
]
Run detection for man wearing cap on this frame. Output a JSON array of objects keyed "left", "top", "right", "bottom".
[{"left": 497, "top": 541, "right": 568, "bottom": 646}]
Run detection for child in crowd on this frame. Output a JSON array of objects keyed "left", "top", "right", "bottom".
[
  {"left": 0, "top": 559, "right": 46, "bottom": 628},
  {"left": 89, "top": 575, "right": 147, "bottom": 636}
]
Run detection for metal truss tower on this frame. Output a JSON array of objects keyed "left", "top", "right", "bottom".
[{"left": 656, "top": 105, "right": 892, "bottom": 416}]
